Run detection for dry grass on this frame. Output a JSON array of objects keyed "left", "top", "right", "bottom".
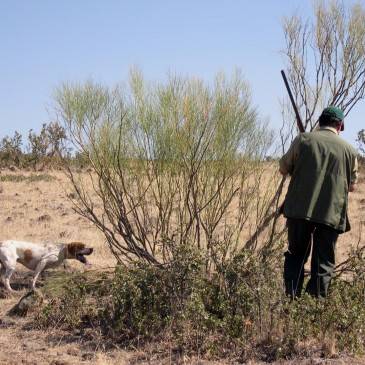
[
  {"left": 0, "top": 168, "right": 363, "bottom": 364},
  {"left": 0, "top": 170, "right": 115, "bottom": 270},
  {"left": 0, "top": 167, "right": 362, "bottom": 268}
]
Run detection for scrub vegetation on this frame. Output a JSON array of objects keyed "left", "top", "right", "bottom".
[
  {"left": 1, "top": 1, "right": 365, "bottom": 364},
  {"left": 33, "top": 248, "right": 365, "bottom": 362},
  {"left": 55, "top": 69, "right": 276, "bottom": 268}
]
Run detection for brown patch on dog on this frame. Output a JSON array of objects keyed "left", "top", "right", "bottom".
[
  {"left": 66, "top": 242, "right": 86, "bottom": 258},
  {"left": 23, "top": 249, "right": 33, "bottom": 263}
]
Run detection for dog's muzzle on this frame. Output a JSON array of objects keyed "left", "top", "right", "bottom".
[{"left": 76, "top": 248, "right": 93, "bottom": 264}]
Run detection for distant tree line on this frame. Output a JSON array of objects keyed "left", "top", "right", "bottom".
[
  {"left": 1, "top": 120, "right": 364, "bottom": 171},
  {"left": 0, "top": 122, "right": 88, "bottom": 170}
]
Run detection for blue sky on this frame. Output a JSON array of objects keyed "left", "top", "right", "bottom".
[{"left": 0, "top": 1, "right": 363, "bottom": 147}]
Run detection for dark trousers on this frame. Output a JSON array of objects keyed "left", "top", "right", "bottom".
[{"left": 284, "top": 218, "right": 339, "bottom": 299}]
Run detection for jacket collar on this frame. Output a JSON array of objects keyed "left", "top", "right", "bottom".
[{"left": 318, "top": 126, "right": 338, "bottom": 135}]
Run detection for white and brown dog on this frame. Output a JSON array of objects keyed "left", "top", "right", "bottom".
[{"left": 0, "top": 241, "right": 93, "bottom": 292}]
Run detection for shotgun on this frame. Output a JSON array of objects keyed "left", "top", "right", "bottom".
[
  {"left": 277, "top": 70, "right": 306, "bottom": 216},
  {"left": 244, "top": 72, "right": 305, "bottom": 248},
  {"left": 280, "top": 70, "right": 305, "bottom": 133}
]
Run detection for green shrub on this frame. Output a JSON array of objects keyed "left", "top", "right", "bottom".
[
  {"left": 103, "top": 244, "right": 205, "bottom": 342},
  {"left": 34, "top": 247, "right": 365, "bottom": 361},
  {"left": 35, "top": 271, "right": 110, "bottom": 330}
]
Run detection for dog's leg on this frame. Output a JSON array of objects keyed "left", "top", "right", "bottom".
[
  {"left": 31, "top": 261, "right": 47, "bottom": 290},
  {"left": 0, "top": 262, "right": 5, "bottom": 286},
  {"left": 0, "top": 258, "right": 16, "bottom": 292},
  {"left": 4, "top": 267, "right": 15, "bottom": 292}
]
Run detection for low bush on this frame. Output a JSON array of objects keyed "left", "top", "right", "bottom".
[
  {"left": 33, "top": 244, "right": 365, "bottom": 362},
  {"left": 35, "top": 271, "right": 111, "bottom": 330}
]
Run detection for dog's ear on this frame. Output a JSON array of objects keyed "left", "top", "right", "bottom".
[
  {"left": 67, "top": 242, "right": 86, "bottom": 257},
  {"left": 24, "top": 249, "right": 33, "bottom": 263}
]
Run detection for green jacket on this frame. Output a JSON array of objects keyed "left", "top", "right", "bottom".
[{"left": 280, "top": 127, "right": 358, "bottom": 233}]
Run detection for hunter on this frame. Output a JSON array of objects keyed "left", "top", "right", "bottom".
[{"left": 279, "top": 106, "right": 358, "bottom": 298}]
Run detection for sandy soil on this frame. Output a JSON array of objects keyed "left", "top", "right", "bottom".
[{"left": 0, "top": 168, "right": 364, "bottom": 364}]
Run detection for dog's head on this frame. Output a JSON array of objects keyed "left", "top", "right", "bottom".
[{"left": 66, "top": 242, "right": 93, "bottom": 264}]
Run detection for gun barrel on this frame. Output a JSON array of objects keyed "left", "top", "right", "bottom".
[{"left": 281, "top": 70, "right": 305, "bottom": 133}]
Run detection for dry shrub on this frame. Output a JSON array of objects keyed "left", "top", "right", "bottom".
[
  {"left": 0, "top": 123, "right": 69, "bottom": 170},
  {"left": 55, "top": 69, "right": 278, "bottom": 271}
]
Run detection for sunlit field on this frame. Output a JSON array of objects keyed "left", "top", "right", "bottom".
[{"left": 0, "top": 167, "right": 363, "bottom": 364}]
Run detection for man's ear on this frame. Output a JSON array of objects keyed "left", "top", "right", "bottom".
[{"left": 335, "top": 121, "right": 344, "bottom": 133}]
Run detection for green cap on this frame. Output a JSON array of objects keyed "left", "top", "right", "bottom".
[
  {"left": 321, "top": 106, "right": 344, "bottom": 121},
  {"left": 321, "top": 106, "right": 344, "bottom": 130}
]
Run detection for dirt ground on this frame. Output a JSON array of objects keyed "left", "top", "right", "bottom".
[{"left": 0, "top": 169, "right": 364, "bottom": 365}]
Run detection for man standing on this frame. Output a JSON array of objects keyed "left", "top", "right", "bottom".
[{"left": 279, "top": 106, "right": 358, "bottom": 298}]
